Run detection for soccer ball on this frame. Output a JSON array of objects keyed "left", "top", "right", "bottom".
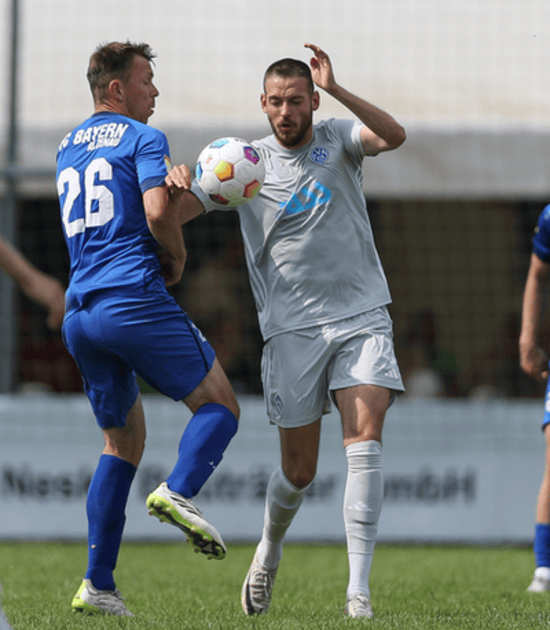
[{"left": 195, "top": 137, "right": 265, "bottom": 208}]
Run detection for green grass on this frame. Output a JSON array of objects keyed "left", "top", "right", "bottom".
[{"left": 2, "top": 542, "right": 550, "bottom": 629}]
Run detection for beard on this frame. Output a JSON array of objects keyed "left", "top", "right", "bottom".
[{"left": 268, "top": 116, "right": 313, "bottom": 149}]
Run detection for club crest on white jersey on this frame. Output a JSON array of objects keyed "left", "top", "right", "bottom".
[{"left": 310, "top": 147, "right": 329, "bottom": 164}]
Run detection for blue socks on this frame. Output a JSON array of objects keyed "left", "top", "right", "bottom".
[
  {"left": 535, "top": 523, "right": 550, "bottom": 568},
  {"left": 85, "top": 454, "right": 136, "bottom": 591},
  {"left": 83, "top": 404, "right": 237, "bottom": 590},
  {"left": 167, "top": 403, "right": 238, "bottom": 498}
]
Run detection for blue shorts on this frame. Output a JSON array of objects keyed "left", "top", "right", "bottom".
[{"left": 62, "top": 288, "right": 215, "bottom": 429}]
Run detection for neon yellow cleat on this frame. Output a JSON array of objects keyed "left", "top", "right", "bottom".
[
  {"left": 71, "top": 579, "right": 133, "bottom": 616},
  {"left": 146, "top": 482, "right": 226, "bottom": 560}
]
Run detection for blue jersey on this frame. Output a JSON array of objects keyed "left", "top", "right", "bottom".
[
  {"left": 56, "top": 112, "right": 171, "bottom": 307},
  {"left": 533, "top": 204, "right": 550, "bottom": 262}
]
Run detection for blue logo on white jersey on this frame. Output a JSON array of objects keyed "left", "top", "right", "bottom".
[
  {"left": 279, "top": 181, "right": 332, "bottom": 216},
  {"left": 310, "top": 147, "right": 329, "bottom": 164}
]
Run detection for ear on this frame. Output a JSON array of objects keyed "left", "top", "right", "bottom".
[
  {"left": 312, "top": 90, "right": 320, "bottom": 112},
  {"left": 260, "top": 93, "right": 267, "bottom": 113},
  {"left": 109, "top": 79, "right": 124, "bottom": 102}
]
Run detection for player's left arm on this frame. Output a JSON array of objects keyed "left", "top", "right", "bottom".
[{"left": 305, "top": 43, "right": 406, "bottom": 156}]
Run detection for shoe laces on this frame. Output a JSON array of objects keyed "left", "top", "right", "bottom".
[
  {"left": 108, "top": 593, "right": 128, "bottom": 613},
  {"left": 346, "top": 594, "right": 372, "bottom": 617},
  {"left": 168, "top": 491, "right": 203, "bottom": 518},
  {"left": 249, "top": 563, "right": 276, "bottom": 601},
  {"left": 90, "top": 586, "right": 130, "bottom": 614}
]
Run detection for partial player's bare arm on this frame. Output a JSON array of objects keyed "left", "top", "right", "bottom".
[
  {"left": 520, "top": 252, "right": 550, "bottom": 382},
  {"left": 166, "top": 164, "right": 207, "bottom": 225},
  {"left": 304, "top": 42, "right": 406, "bottom": 156},
  {"left": 144, "top": 186, "right": 187, "bottom": 287},
  {"left": 0, "top": 235, "right": 65, "bottom": 329}
]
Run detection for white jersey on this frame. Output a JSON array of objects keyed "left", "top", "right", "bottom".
[{"left": 236, "top": 118, "right": 392, "bottom": 341}]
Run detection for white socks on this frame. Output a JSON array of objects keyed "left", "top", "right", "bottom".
[
  {"left": 343, "top": 440, "right": 383, "bottom": 599},
  {"left": 535, "top": 566, "right": 550, "bottom": 580},
  {"left": 256, "top": 466, "right": 310, "bottom": 569},
  {"left": 255, "top": 439, "right": 383, "bottom": 596}
]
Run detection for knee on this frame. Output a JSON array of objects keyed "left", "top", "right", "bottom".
[
  {"left": 129, "top": 439, "right": 146, "bottom": 467},
  {"left": 212, "top": 393, "right": 240, "bottom": 421},
  {"left": 283, "top": 462, "right": 316, "bottom": 490},
  {"left": 185, "top": 372, "right": 241, "bottom": 421},
  {"left": 211, "top": 377, "right": 240, "bottom": 420},
  {"left": 226, "top": 395, "right": 240, "bottom": 421},
  {"left": 103, "top": 429, "right": 146, "bottom": 468},
  {"left": 344, "top": 422, "right": 384, "bottom": 448}
]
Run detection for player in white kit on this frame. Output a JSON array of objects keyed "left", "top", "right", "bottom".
[{"left": 168, "top": 43, "right": 406, "bottom": 619}]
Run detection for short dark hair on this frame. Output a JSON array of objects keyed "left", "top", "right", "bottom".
[
  {"left": 87, "top": 41, "right": 156, "bottom": 103},
  {"left": 263, "top": 58, "right": 314, "bottom": 93}
]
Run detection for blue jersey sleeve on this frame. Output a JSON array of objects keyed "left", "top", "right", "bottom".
[
  {"left": 136, "top": 127, "right": 171, "bottom": 193},
  {"left": 533, "top": 205, "right": 550, "bottom": 262}
]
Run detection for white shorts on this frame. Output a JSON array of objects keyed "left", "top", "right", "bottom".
[{"left": 261, "top": 306, "right": 404, "bottom": 428}]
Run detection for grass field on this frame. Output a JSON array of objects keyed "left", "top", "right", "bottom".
[{"left": 2, "top": 541, "right": 550, "bottom": 629}]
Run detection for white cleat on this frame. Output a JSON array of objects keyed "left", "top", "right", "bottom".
[
  {"left": 345, "top": 593, "right": 374, "bottom": 619},
  {"left": 146, "top": 482, "right": 226, "bottom": 560},
  {"left": 71, "top": 579, "right": 133, "bottom": 616},
  {"left": 241, "top": 553, "right": 279, "bottom": 615}
]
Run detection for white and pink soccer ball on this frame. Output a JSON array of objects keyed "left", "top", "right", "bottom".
[{"left": 195, "top": 137, "right": 265, "bottom": 208}]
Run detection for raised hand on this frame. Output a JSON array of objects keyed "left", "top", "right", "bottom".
[{"left": 304, "top": 43, "right": 337, "bottom": 93}]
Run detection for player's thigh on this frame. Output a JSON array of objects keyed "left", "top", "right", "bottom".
[
  {"left": 184, "top": 357, "right": 240, "bottom": 418},
  {"left": 328, "top": 308, "right": 404, "bottom": 444},
  {"left": 261, "top": 330, "right": 331, "bottom": 428},
  {"left": 334, "top": 383, "right": 391, "bottom": 445}
]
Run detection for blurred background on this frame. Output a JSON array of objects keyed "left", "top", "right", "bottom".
[{"left": 2, "top": 0, "right": 550, "bottom": 399}]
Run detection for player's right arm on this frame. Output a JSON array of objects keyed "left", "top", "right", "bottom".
[
  {"left": 143, "top": 186, "right": 187, "bottom": 287},
  {"left": 520, "top": 252, "right": 550, "bottom": 382},
  {"left": 305, "top": 42, "right": 406, "bottom": 156}
]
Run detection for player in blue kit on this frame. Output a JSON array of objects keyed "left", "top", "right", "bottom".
[
  {"left": 56, "top": 41, "right": 240, "bottom": 616},
  {"left": 520, "top": 205, "right": 550, "bottom": 593}
]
